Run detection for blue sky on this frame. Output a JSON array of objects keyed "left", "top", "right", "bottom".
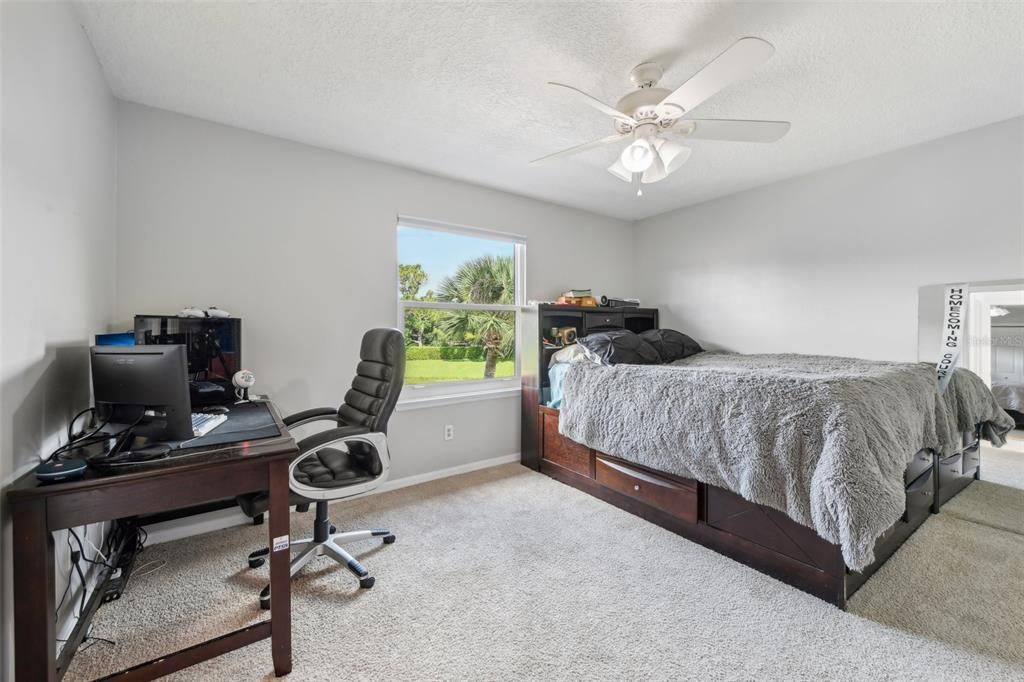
[{"left": 398, "top": 226, "right": 513, "bottom": 296}]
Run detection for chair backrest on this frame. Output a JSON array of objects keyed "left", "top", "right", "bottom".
[{"left": 338, "top": 328, "right": 405, "bottom": 433}]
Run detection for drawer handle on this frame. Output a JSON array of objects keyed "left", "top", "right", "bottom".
[{"left": 633, "top": 484, "right": 640, "bottom": 491}]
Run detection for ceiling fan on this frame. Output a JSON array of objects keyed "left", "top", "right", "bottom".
[{"left": 531, "top": 37, "right": 790, "bottom": 195}]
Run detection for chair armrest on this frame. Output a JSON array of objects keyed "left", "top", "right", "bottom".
[
  {"left": 283, "top": 407, "right": 340, "bottom": 428},
  {"left": 296, "top": 425, "right": 371, "bottom": 454}
]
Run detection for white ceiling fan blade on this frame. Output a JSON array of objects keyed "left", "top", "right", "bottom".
[
  {"left": 683, "top": 119, "right": 790, "bottom": 143},
  {"left": 530, "top": 134, "right": 625, "bottom": 165},
  {"left": 607, "top": 157, "right": 632, "bottom": 182},
  {"left": 548, "top": 82, "right": 638, "bottom": 126},
  {"left": 657, "top": 37, "right": 775, "bottom": 119}
]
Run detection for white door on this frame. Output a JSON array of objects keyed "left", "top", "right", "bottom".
[{"left": 992, "top": 327, "right": 1024, "bottom": 384}]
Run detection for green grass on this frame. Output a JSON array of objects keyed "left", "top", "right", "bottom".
[{"left": 405, "top": 358, "right": 515, "bottom": 384}]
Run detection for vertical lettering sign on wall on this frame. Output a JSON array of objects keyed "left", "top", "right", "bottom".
[{"left": 936, "top": 284, "right": 968, "bottom": 392}]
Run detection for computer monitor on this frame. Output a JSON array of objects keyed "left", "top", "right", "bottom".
[
  {"left": 90, "top": 345, "right": 193, "bottom": 442},
  {"left": 134, "top": 315, "right": 241, "bottom": 406},
  {"left": 96, "top": 331, "right": 136, "bottom": 346}
]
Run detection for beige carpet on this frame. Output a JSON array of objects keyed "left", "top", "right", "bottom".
[
  {"left": 942, "top": 479, "right": 1024, "bottom": 535},
  {"left": 65, "top": 464, "right": 1024, "bottom": 681},
  {"left": 981, "top": 432, "right": 1024, "bottom": 490}
]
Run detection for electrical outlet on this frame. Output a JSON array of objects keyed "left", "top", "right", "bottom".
[{"left": 443, "top": 424, "right": 454, "bottom": 441}]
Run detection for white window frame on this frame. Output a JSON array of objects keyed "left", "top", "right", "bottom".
[{"left": 396, "top": 215, "right": 526, "bottom": 405}]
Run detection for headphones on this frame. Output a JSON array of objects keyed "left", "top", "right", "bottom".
[{"left": 233, "top": 369, "right": 256, "bottom": 401}]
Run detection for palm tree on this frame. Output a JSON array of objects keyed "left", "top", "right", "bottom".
[{"left": 436, "top": 255, "right": 515, "bottom": 379}]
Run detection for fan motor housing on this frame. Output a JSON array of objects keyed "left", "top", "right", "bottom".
[{"left": 614, "top": 87, "right": 680, "bottom": 133}]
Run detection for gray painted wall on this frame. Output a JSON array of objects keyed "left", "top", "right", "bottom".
[
  {"left": 633, "top": 117, "right": 1024, "bottom": 362},
  {"left": 114, "top": 102, "right": 636, "bottom": 482},
  {"left": 1, "top": 1, "right": 118, "bottom": 677}
]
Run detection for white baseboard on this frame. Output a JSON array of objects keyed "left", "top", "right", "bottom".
[
  {"left": 144, "top": 507, "right": 252, "bottom": 546},
  {"left": 376, "top": 452, "right": 521, "bottom": 493},
  {"left": 144, "top": 453, "right": 522, "bottom": 545}
]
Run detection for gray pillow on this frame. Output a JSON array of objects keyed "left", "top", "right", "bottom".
[
  {"left": 639, "top": 329, "right": 703, "bottom": 363},
  {"left": 577, "top": 330, "right": 660, "bottom": 366}
]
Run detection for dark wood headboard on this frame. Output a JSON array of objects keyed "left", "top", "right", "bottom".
[{"left": 520, "top": 304, "right": 658, "bottom": 469}]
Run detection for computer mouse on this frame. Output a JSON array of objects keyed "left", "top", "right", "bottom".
[{"left": 204, "top": 406, "right": 229, "bottom": 414}]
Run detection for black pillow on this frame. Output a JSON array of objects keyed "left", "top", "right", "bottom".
[
  {"left": 578, "top": 329, "right": 660, "bottom": 366},
  {"left": 639, "top": 328, "right": 703, "bottom": 363}
]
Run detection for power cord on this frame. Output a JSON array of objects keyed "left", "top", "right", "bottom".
[
  {"left": 46, "top": 417, "right": 111, "bottom": 463},
  {"left": 67, "top": 408, "right": 95, "bottom": 444},
  {"left": 56, "top": 532, "right": 88, "bottom": 621},
  {"left": 68, "top": 528, "right": 114, "bottom": 571},
  {"left": 133, "top": 559, "right": 166, "bottom": 579},
  {"left": 79, "top": 635, "right": 116, "bottom": 653},
  {"left": 56, "top": 524, "right": 122, "bottom": 622},
  {"left": 45, "top": 407, "right": 149, "bottom": 464}
]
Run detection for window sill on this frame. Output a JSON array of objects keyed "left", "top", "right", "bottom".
[{"left": 396, "top": 384, "right": 521, "bottom": 412}]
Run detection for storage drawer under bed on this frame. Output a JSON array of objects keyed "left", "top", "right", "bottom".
[
  {"left": 595, "top": 457, "right": 698, "bottom": 523},
  {"left": 904, "top": 466, "right": 934, "bottom": 525},
  {"left": 540, "top": 409, "right": 592, "bottom": 476},
  {"left": 904, "top": 449, "right": 933, "bottom": 485}
]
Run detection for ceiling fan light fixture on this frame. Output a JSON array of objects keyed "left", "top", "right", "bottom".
[
  {"left": 620, "top": 138, "right": 655, "bottom": 173},
  {"left": 657, "top": 140, "right": 691, "bottom": 175},
  {"left": 641, "top": 151, "right": 667, "bottom": 184},
  {"left": 607, "top": 157, "right": 632, "bottom": 182}
]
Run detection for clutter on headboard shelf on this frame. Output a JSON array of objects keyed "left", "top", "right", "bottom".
[
  {"left": 600, "top": 296, "right": 640, "bottom": 308},
  {"left": 557, "top": 295, "right": 598, "bottom": 307},
  {"left": 557, "top": 288, "right": 598, "bottom": 306},
  {"left": 600, "top": 296, "right": 640, "bottom": 307}
]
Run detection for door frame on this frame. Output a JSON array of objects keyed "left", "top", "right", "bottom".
[{"left": 966, "top": 285, "right": 1024, "bottom": 387}]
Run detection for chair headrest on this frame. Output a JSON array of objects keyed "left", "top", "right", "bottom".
[{"left": 360, "top": 328, "right": 404, "bottom": 367}]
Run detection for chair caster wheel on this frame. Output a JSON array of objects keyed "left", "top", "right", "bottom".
[
  {"left": 383, "top": 534, "right": 396, "bottom": 544},
  {"left": 329, "top": 525, "right": 337, "bottom": 534},
  {"left": 359, "top": 576, "right": 375, "bottom": 589},
  {"left": 259, "top": 586, "right": 271, "bottom": 610},
  {"left": 248, "top": 547, "right": 269, "bottom": 569}
]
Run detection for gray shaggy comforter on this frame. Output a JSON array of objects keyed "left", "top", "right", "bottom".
[{"left": 558, "top": 352, "right": 1015, "bottom": 570}]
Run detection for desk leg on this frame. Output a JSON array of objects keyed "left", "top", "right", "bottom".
[
  {"left": 268, "top": 458, "right": 292, "bottom": 676},
  {"left": 12, "top": 500, "right": 56, "bottom": 682}
]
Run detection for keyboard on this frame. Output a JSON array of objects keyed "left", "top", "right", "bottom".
[{"left": 191, "top": 412, "right": 228, "bottom": 438}]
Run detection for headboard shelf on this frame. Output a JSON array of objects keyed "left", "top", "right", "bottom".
[{"left": 520, "top": 304, "right": 658, "bottom": 470}]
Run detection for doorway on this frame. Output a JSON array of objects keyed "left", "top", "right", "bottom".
[{"left": 966, "top": 285, "right": 1024, "bottom": 488}]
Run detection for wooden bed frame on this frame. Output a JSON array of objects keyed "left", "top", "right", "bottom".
[
  {"left": 519, "top": 304, "right": 983, "bottom": 606},
  {"left": 523, "top": 406, "right": 980, "bottom": 607}
]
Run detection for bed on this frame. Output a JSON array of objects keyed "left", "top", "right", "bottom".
[
  {"left": 992, "top": 379, "right": 1024, "bottom": 427},
  {"left": 523, "top": 325, "right": 1014, "bottom": 606}
]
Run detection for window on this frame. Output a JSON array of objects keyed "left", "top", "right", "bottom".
[{"left": 397, "top": 216, "right": 525, "bottom": 396}]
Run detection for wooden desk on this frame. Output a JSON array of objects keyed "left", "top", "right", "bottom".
[{"left": 6, "top": 401, "right": 297, "bottom": 681}]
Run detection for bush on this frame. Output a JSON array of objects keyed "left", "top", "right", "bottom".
[{"left": 406, "top": 346, "right": 486, "bottom": 361}]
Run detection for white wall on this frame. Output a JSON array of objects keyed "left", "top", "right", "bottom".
[
  {"left": 114, "top": 102, "right": 635, "bottom": 481},
  {"left": 633, "top": 117, "right": 1024, "bottom": 362},
  {"left": 0, "top": 1, "right": 118, "bottom": 677}
]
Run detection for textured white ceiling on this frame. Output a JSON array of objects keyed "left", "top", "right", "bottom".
[{"left": 76, "top": 1, "right": 1024, "bottom": 221}]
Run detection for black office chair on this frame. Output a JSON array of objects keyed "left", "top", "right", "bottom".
[{"left": 237, "top": 328, "right": 405, "bottom": 608}]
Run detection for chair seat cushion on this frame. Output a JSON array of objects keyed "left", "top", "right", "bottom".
[{"left": 293, "top": 447, "right": 375, "bottom": 489}]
